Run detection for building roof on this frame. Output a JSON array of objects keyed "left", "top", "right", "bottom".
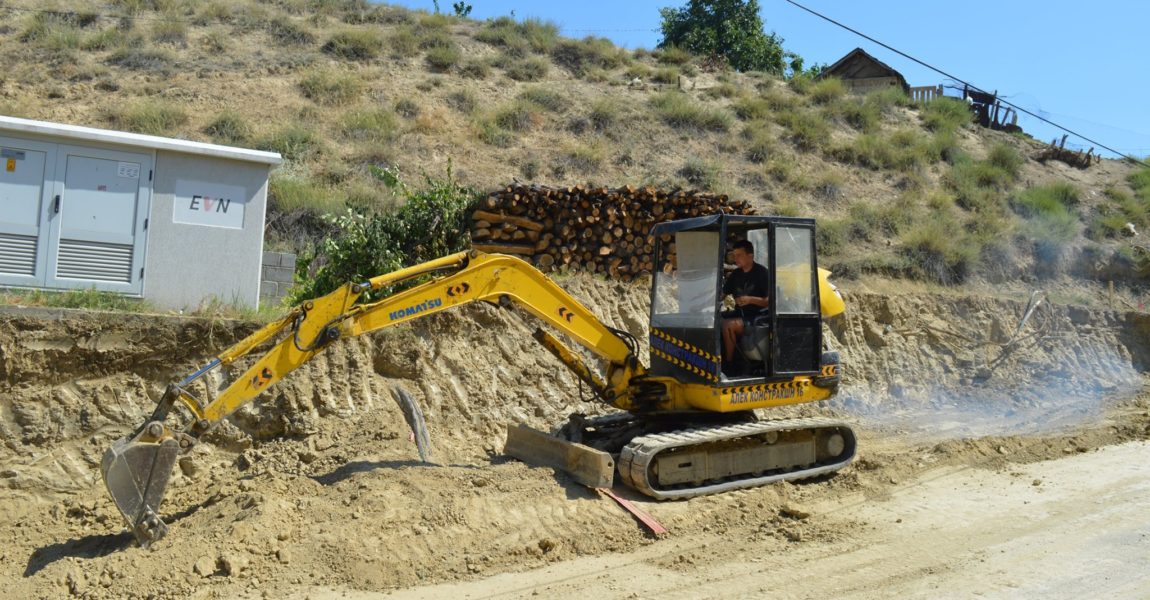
[
  {"left": 818, "top": 48, "right": 909, "bottom": 92},
  {"left": 0, "top": 115, "right": 282, "bottom": 166}
]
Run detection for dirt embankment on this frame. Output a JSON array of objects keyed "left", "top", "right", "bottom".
[{"left": 0, "top": 279, "right": 1147, "bottom": 599}]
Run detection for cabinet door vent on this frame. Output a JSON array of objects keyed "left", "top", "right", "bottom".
[
  {"left": 0, "top": 233, "right": 37, "bottom": 276},
  {"left": 56, "top": 239, "right": 132, "bottom": 283}
]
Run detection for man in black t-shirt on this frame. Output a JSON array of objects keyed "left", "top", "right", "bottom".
[{"left": 721, "top": 240, "right": 769, "bottom": 368}]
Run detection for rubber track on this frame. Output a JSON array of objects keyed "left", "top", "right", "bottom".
[{"left": 618, "top": 417, "right": 856, "bottom": 500}]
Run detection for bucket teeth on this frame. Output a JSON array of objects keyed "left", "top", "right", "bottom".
[{"left": 101, "top": 432, "right": 180, "bottom": 547}]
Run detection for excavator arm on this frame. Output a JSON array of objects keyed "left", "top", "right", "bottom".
[{"left": 101, "top": 251, "right": 647, "bottom": 546}]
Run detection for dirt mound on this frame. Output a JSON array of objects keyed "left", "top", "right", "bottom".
[{"left": 0, "top": 280, "right": 1147, "bottom": 599}]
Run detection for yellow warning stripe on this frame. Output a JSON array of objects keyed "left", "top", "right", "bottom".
[
  {"left": 651, "top": 347, "right": 719, "bottom": 383},
  {"left": 651, "top": 328, "right": 719, "bottom": 363},
  {"left": 724, "top": 380, "right": 812, "bottom": 394}
]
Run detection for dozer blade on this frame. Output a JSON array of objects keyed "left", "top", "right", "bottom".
[
  {"left": 101, "top": 433, "right": 180, "bottom": 547},
  {"left": 504, "top": 424, "right": 614, "bottom": 489}
]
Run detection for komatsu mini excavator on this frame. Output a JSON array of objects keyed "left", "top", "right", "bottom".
[{"left": 102, "top": 214, "right": 855, "bottom": 546}]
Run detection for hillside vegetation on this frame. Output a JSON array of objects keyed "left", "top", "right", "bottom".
[{"left": 0, "top": 0, "right": 1147, "bottom": 306}]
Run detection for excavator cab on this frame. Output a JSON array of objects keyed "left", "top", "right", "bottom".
[{"left": 649, "top": 214, "right": 834, "bottom": 385}]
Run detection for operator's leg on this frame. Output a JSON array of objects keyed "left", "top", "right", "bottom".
[{"left": 722, "top": 318, "right": 744, "bottom": 363}]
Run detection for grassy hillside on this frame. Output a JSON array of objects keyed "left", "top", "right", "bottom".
[{"left": 0, "top": 0, "right": 1146, "bottom": 304}]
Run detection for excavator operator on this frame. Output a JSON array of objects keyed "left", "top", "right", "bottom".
[{"left": 721, "top": 240, "right": 769, "bottom": 374}]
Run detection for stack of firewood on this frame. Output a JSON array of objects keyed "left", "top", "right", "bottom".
[{"left": 471, "top": 183, "right": 755, "bottom": 281}]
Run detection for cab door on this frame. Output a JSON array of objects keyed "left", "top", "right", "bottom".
[{"left": 769, "top": 224, "right": 821, "bottom": 376}]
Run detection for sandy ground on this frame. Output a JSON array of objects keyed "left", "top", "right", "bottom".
[
  {"left": 1, "top": 278, "right": 1148, "bottom": 599},
  {"left": 306, "top": 439, "right": 1150, "bottom": 600}
]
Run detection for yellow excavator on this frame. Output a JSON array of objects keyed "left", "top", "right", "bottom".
[{"left": 102, "top": 214, "right": 855, "bottom": 546}]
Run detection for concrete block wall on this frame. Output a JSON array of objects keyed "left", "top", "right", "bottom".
[{"left": 260, "top": 251, "right": 296, "bottom": 307}]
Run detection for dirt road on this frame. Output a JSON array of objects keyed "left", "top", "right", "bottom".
[
  {"left": 2, "top": 284, "right": 1149, "bottom": 599},
  {"left": 304, "top": 440, "right": 1150, "bottom": 600}
]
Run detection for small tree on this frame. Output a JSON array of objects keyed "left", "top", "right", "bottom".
[
  {"left": 288, "top": 166, "right": 475, "bottom": 303},
  {"left": 658, "top": 0, "right": 785, "bottom": 74}
]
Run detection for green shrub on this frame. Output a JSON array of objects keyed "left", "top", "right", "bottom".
[
  {"left": 704, "top": 83, "right": 739, "bottom": 100},
  {"left": 107, "top": 101, "right": 188, "bottom": 136},
  {"left": 425, "top": 44, "right": 461, "bottom": 72},
  {"left": 679, "top": 158, "right": 720, "bottom": 189},
  {"left": 986, "top": 143, "right": 1024, "bottom": 177},
  {"left": 1129, "top": 167, "right": 1150, "bottom": 200},
  {"left": 787, "top": 73, "right": 815, "bottom": 95},
  {"left": 494, "top": 99, "right": 541, "bottom": 132},
  {"left": 831, "top": 97, "right": 880, "bottom": 132},
  {"left": 865, "top": 87, "right": 911, "bottom": 112},
  {"left": 655, "top": 45, "right": 692, "bottom": 65},
  {"left": 107, "top": 47, "right": 175, "bottom": 72},
  {"left": 269, "top": 175, "right": 341, "bottom": 213},
  {"left": 198, "top": 2, "right": 233, "bottom": 24},
  {"left": 1011, "top": 183, "right": 1079, "bottom": 217},
  {"left": 900, "top": 220, "right": 978, "bottom": 284},
  {"left": 418, "top": 12, "right": 453, "bottom": 31},
  {"left": 322, "top": 29, "right": 383, "bottom": 60},
  {"left": 625, "top": 63, "right": 653, "bottom": 80},
  {"left": 475, "top": 16, "right": 559, "bottom": 56},
  {"left": 459, "top": 59, "right": 490, "bottom": 79},
  {"left": 476, "top": 119, "right": 514, "bottom": 147},
  {"left": 809, "top": 77, "right": 846, "bottom": 104},
  {"left": 832, "top": 129, "right": 933, "bottom": 172},
  {"left": 394, "top": 98, "right": 419, "bottom": 118},
  {"left": 267, "top": 16, "right": 315, "bottom": 45},
  {"left": 446, "top": 89, "right": 478, "bottom": 114},
  {"left": 1009, "top": 184, "right": 1080, "bottom": 270},
  {"left": 551, "top": 37, "right": 628, "bottom": 77},
  {"left": 299, "top": 70, "right": 364, "bottom": 105},
  {"left": 588, "top": 98, "right": 620, "bottom": 132},
  {"left": 1087, "top": 187, "right": 1149, "bottom": 240},
  {"left": 289, "top": 168, "right": 476, "bottom": 302},
  {"left": 583, "top": 68, "right": 611, "bottom": 83},
  {"left": 564, "top": 142, "right": 605, "bottom": 172},
  {"left": 502, "top": 56, "right": 549, "bottom": 81},
  {"left": 151, "top": 19, "right": 186, "bottom": 45},
  {"left": 20, "top": 10, "right": 97, "bottom": 44},
  {"left": 816, "top": 217, "right": 851, "bottom": 257},
  {"left": 203, "top": 111, "right": 251, "bottom": 145},
  {"left": 742, "top": 122, "right": 774, "bottom": 163},
  {"left": 81, "top": 27, "right": 127, "bottom": 51},
  {"left": 950, "top": 156, "right": 1016, "bottom": 191},
  {"left": 762, "top": 91, "right": 797, "bottom": 112},
  {"left": 418, "top": 28, "right": 455, "bottom": 51},
  {"left": 774, "top": 108, "right": 829, "bottom": 151},
  {"left": 257, "top": 126, "right": 323, "bottom": 161},
  {"left": 650, "top": 92, "right": 731, "bottom": 133},
  {"left": 922, "top": 97, "right": 971, "bottom": 133},
  {"left": 651, "top": 67, "right": 680, "bottom": 84},
  {"left": 518, "top": 87, "right": 568, "bottom": 112},
  {"left": 340, "top": 108, "right": 400, "bottom": 142},
  {"left": 388, "top": 26, "right": 421, "bottom": 57}
]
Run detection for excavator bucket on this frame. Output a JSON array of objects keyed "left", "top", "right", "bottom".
[{"left": 101, "top": 432, "right": 180, "bottom": 547}]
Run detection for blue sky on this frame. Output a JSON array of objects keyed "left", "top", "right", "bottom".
[{"left": 390, "top": 0, "right": 1148, "bottom": 159}]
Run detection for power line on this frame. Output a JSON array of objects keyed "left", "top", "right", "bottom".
[{"left": 783, "top": 0, "right": 1145, "bottom": 166}]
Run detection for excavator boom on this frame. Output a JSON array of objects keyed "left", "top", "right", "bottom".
[{"left": 101, "top": 251, "right": 646, "bottom": 546}]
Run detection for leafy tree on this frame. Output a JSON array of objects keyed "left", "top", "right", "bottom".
[
  {"left": 289, "top": 166, "right": 475, "bottom": 303},
  {"left": 658, "top": 0, "right": 785, "bottom": 74}
]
